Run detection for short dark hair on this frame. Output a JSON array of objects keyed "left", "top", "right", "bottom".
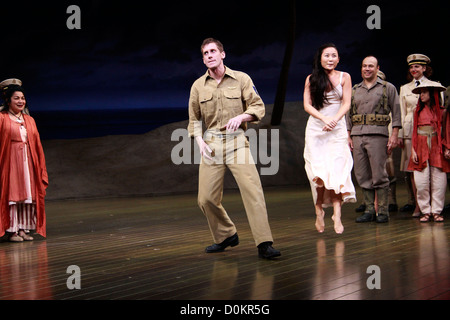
[
  {"left": 201, "top": 38, "right": 224, "bottom": 54},
  {"left": 2, "top": 85, "right": 26, "bottom": 111}
]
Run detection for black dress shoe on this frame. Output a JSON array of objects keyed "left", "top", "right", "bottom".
[
  {"left": 355, "top": 204, "right": 366, "bottom": 213},
  {"left": 388, "top": 204, "right": 398, "bottom": 212},
  {"left": 356, "top": 211, "right": 375, "bottom": 223},
  {"left": 376, "top": 214, "right": 389, "bottom": 223},
  {"left": 205, "top": 233, "right": 239, "bottom": 253},
  {"left": 399, "top": 204, "right": 415, "bottom": 212},
  {"left": 258, "top": 242, "right": 281, "bottom": 259}
]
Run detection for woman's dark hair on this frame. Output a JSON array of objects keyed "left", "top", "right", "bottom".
[
  {"left": 309, "top": 43, "right": 338, "bottom": 110},
  {"left": 417, "top": 87, "right": 437, "bottom": 115},
  {"left": 1, "top": 85, "right": 26, "bottom": 112}
]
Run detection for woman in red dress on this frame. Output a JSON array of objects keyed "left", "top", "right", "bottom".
[
  {"left": 407, "top": 80, "right": 448, "bottom": 222},
  {"left": 0, "top": 79, "right": 48, "bottom": 241}
]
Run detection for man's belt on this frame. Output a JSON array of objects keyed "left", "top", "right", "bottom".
[{"left": 351, "top": 114, "right": 391, "bottom": 126}]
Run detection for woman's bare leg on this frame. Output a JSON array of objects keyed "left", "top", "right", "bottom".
[
  {"left": 315, "top": 187, "right": 325, "bottom": 233},
  {"left": 331, "top": 192, "right": 344, "bottom": 234}
]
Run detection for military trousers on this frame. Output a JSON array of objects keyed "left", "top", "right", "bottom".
[
  {"left": 198, "top": 131, "right": 274, "bottom": 247},
  {"left": 352, "top": 134, "right": 390, "bottom": 190}
]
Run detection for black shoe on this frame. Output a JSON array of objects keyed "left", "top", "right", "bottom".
[
  {"left": 399, "top": 204, "right": 415, "bottom": 212},
  {"left": 355, "top": 204, "right": 366, "bottom": 213},
  {"left": 388, "top": 204, "right": 398, "bottom": 212},
  {"left": 205, "top": 233, "right": 239, "bottom": 253},
  {"left": 257, "top": 242, "right": 281, "bottom": 259},
  {"left": 376, "top": 214, "right": 389, "bottom": 223},
  {"left": 356, "top": 211, "right": 375, "bottom": 223},
  {"left": 443, "top": 203, "right": 450, "bottom": 213}
]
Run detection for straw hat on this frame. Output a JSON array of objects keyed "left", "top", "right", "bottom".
[
  {"left": 412, "top": 79, "right": 446, "bottom": 94},
  {"left": 0, "top": 78, "right": 22, "bottom": 91}
]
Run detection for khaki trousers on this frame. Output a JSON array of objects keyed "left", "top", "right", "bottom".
[
  {"left": 352, "top": 135, "right": 390, "bottom": 190},
  {"left": 413, "top": 163, "right": 447, "bottom": 214},
  {"left": 198, "top": 131, "right": 273, "bottom": 246}
]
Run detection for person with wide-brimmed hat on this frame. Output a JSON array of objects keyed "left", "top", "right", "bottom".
[
  {"left": 0, "top": 79, "right": 48, "bottom": 241},
  {"left": 407, "top": 80, "right": 448, "bottom": 222},
  {"left": 0, "top": 78, "right": 30, "bottom": 115},
  {"left": 398, "top": 54, "right": 434, "bottom": 217}
]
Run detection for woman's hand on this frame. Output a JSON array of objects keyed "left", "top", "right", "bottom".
[
  {"left": 322, "top": 116, "right": 338, "bottom": 132},
  {"left": 445, "top": 148, "right": 450, "bottom": 160},
  {"left": 411, "top": 148, "right": 419, "bottom": 164}
]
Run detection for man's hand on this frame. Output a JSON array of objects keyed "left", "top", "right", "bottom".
[
  {"left": 224, "top": 115, "right": 244, "bottom": 132},
  {"left": 347, "top": 131, "right": 353, "bottom": 151},
  {"left": 195, "top": 136, "right": 213, "bottom": 160},
  {"left": 223, "top": 114, "right": 256, "bottom": 133},
  {"left": 387, "top": 128, "right": 399, "bottom": 155}
]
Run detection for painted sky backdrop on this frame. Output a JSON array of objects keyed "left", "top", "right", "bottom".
[{"left": 1, "top": 0, "right": 448, "bottom": 112}]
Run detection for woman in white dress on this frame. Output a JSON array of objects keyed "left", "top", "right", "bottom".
[{"left": 303, "top": 43, "right": 356, "bottom": 234}]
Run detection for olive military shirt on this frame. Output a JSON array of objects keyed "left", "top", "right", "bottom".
[
  {"left": 188, "top": 67, "right": 265, "bottom": 138},
  {"left": 346, "top": 78, "right": 402, "bottom": 137}
]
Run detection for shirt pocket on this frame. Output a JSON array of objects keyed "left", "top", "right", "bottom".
[
  {"left": 199, "top": 91, "right": 214, "bottom": 122},
  {"left": 223, "top": 89, "right": 243, "bottom": 115}
]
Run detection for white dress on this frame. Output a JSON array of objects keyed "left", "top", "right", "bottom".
[{"left": 303, "top": 72, "right": 356, "bottom": 208}]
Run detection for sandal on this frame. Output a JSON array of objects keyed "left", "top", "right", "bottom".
[
  {"left": 9, "top": 233, "right": 24, "bottom": 242},
  {"left": 420, "top": 213, "right": 432, "bottom": 222},
  {"left": 433, "top": 214, "right": 444, "bottom": 222},
  {"left": 19, "top": 232, "right": 34, "bottom": 241}
]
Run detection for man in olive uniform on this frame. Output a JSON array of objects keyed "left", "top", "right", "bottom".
[
  {"left": 347, "top": 56, "right": 402, "bottom": 223},
  {"left": 188, "top": 38, "right": 280, "bottom": 259}
]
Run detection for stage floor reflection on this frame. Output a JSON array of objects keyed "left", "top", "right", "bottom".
[{"left": 0, "top": 186, "right": 449, "bottom": 300}]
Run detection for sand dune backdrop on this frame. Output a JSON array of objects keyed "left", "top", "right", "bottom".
[{"left": 42, "top": 102, "right": 402, "bottom": 201}]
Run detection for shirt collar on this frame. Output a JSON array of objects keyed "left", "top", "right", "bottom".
[
  {"left": 203, "top": 66, "right": 236, "bottom": 83},
  {"left": 416, "top": 76, "right": 426, "bottom": 83},
  {"left": 357, "top": 77, "right": 385, "bottom": 89}
]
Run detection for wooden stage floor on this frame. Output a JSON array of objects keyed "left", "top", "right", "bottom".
[{"left": 0, "top": 186, "right": 449, "bottom": 302}]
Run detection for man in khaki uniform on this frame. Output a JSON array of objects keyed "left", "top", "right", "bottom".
[
  {"left": 347, "top": 56, "right": 402, "bottom": 223},
  {"left": 188, "top": 38, "right": 280, "bottom": 259}
]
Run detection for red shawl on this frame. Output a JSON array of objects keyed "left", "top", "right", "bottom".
[{"left": 0, "top": 112, "right": 48, "bottom": 237}]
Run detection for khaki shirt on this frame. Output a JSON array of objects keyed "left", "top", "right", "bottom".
[
  {"left": 399, "top": 80, "right": 421, "bottom": 139},
  {"left": 347, "top": 78, "right": 402, "bottom": 137},
  {"left": 188, "top": 67, "right": 264, "bottom": 138}
]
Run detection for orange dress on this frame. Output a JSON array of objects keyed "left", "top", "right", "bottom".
[
  {"left": 0, "top": 112, "right": 48, "bottom": 237},
  {"left": 9, "top": 119, "right": 37, "bottom": 202}
]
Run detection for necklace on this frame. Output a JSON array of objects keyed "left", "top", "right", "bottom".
[{"left": 8, "top": 111, "right": 24, "bottom": 124}]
